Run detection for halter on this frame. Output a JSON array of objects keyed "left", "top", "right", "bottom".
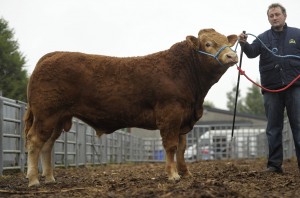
[{"left": 196, "top": 45, "right": 236, "bottom": 67}]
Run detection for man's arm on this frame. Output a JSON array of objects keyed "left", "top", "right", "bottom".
[{"left": 238, "top": 32, "right": 261, "bottom": 58}]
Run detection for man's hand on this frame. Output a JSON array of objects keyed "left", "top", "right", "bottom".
[{"left": 238, "top": 33, "right": 248, "bottom": 43}]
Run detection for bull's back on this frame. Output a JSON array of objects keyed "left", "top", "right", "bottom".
[{"left": 28, "top": 51, "right": 169, "bottom": 129}]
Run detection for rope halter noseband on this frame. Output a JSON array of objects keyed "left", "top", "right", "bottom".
[{"left": 195, "top": 45, "right": 237, "bottom": 67}]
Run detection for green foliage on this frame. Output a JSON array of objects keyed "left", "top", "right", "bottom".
[
  {"left": 0, "top": 18, "right": 28, "bottom": 101},
  {"left": 226, "top": 85, "right": 247, "bottom": 113},
  {"left": 226, "top": 83, "right": 264, "bottom": 116},
  {"left": 244, "top": 83, "right": 265, "bottom": 116},
  {"left": 203, "top": 100, "right": 215, "bottom": 108}
]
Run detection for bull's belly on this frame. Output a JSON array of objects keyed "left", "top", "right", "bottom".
[{"left": 75, "top": 109, "right": 158, "bottom": 134}]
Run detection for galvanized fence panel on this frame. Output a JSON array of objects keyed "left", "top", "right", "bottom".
[
  {"left": 0, "top": 97, "right": 26, "bottom": 174},
  {"left": 0, "top": 96, "right": 296, "bottom": 175},
  {"left": 143, "top": 138, "right": 164, "bottom": 162},
  {"left": 283, "top": 119, "right": 295, "bottom": 159},
  {"left": 185, "top": 125, "right": 268, "bottom": 161}
]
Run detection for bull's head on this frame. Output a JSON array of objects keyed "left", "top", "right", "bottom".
[{"left": 186, "top": 28, "right": 238, "bottom": 67}]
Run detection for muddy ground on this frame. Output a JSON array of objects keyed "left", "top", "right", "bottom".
[{"left": 0, "top": 158, "right": 300, "bottom": 198}]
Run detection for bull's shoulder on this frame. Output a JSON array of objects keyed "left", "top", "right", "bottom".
[{"left": 168, "top": 41, "right": 191, "bottom": 56}]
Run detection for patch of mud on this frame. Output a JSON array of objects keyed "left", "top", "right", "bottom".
[{"left": 1, "top": 159, "right": 299, "bottom": 197}]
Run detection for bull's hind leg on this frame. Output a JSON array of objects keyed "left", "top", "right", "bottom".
[
  {"left": 26, "top": 117, "right": 56, "bottom": 186},
  {"left": 176, "top": 134, "right": 192, "bottom": 177},
  {"left": 40, "top": 129, "right": 62, "bottom": 183},
  {"left": 26, "top": 122, "right": 48, "bottom": 186}
]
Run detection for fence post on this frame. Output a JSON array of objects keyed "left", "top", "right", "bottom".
[
  {"left": 75, "top": 120, "right": 79, "bottom": 167},
  {"left": 195, "top": 127, "right": 200, "bottom": 160},
  {"left": 0, "top": 98, "right": 4, "bottom": 176},
  {"left": 92, "top": 130, "right": 95, "bottom": 165},
  {"left": 20, "top": 103, "right": 26, "bottom": 173},
  {"left": 118, "top": 133, "right": 122, "bottom": 163},
  {"left": 84, "top": 125, "right": 87, "bottom": 165},
  {"left": 102, "top": 134, "right": 107, "bottom": 164},
  {"left": 64, "top": 132, "right": 68, "bottom": 168},
  {"left": 130, "top": 136, "right": 134, "bottom": 161}
]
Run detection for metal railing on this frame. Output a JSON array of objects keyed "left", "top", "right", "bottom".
[
  {"left": 0, "top": 96, "right": 296, "bottom": 175},
  {"left": 185, "top": 125, "right": 268, "bottom": 161}
]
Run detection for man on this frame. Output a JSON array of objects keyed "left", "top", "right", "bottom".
[{"left": 238, "top": 3, "right": 300, "bottom": 173}]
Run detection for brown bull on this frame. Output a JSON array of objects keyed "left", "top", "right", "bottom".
[{"left": 24, "top": 28, "right": 238, "bottom": 187}]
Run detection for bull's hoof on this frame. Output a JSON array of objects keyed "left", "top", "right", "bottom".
[
  {"left": 28, "top": 179, "right": 40, "bottom": 187},
  {"left": 180, "top": 170, "right": 193, "bottom": 178},
  {"left": 45, "top": 176, "right": 56, "bottom": 184},
  {"left": 168, "top": 173, "right": 181, "bottom": 181}
]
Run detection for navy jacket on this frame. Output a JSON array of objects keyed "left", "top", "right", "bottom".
[{"left": 242, "top": 24, "right": 300, "bottom": 91}]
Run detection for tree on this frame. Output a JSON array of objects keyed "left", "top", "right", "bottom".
[
  {"left": 244, "top": 82, "right": 265, "bottom": 116},
  {"left": 226, "top": 85, "right": 247, "bottom": 113},
  {"left": 0, "top": 18, "right": 28, "bottom": 101},
  {"left": 203, "top": 100, "right": 215, "bottom": 108},
  {"left": 226, "top": 82, "right": 265, "bottom": 116}
]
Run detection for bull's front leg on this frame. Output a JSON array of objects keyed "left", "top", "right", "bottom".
[
  {"left": 161, "top": 129, "right": 181, "bottom": 181},
  {"left": 156, "top": 104, "right": 184, "bottom": 181},
  {"left": 176, "top": 134, "right": 192, "bottom": 177}
]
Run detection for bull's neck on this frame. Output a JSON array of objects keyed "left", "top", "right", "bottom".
[
  {"left": 194, "top": 51, "right": 229, "bottom": 96},
  {"left": 168, "top": 41, "right": 228, "bottom": 100}
]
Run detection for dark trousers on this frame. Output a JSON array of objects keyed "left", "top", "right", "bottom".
[{"left": 263, "top": 86, "right": 300, "bottom": 169}]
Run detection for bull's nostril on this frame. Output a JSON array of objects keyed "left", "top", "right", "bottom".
[
  {"left": 226, "top": 53, "right": 238, "bottom": 61},
  {"left": 226, "top": 54, "right": 232, "bottom": 59},
  {"left": 225, "top": 53, "right": 238, "bottom": 63}
]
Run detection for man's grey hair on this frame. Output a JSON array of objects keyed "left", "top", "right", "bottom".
[{"left": 267, "top": 3, "right": 286, "bottom": 15}]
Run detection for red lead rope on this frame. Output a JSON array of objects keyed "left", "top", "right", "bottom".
[{"left": 236, "top": 65, "right": 300, "bottom": 93}]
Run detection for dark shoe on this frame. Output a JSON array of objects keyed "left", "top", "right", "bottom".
[{"left": 264, "top": 166, "right": 283, "bottom": 174}]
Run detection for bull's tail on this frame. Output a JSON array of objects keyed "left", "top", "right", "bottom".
[{"left": 23, "top": 104, "right": 34, "bottom": 148}]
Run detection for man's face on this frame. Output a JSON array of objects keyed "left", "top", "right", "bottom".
[{"left": 267, "top": 7, "right": 286, "bottom": 31}]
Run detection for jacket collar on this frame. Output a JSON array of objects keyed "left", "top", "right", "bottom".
[{"left": 271, "top": 23, "right": 287, "bottom": 32}]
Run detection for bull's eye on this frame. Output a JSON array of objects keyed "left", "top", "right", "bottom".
[{"left": 205, "top": 42, "right": 211, "bottom": 48}]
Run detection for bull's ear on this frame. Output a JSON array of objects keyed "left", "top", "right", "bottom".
[
  {"left": 227, "top": 34, "right": 238, "bottom": 47},
  {"left": 186, "top": 36, "right": 199, "bottom": 50}
]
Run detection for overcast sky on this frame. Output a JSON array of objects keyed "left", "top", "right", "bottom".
[{"left": 1, "top": 0, "right": 299, "bottom": 109}]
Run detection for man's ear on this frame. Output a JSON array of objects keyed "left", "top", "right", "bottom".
[
  {"left": 227, "top": 34, "right": 238, "bottom": 47},
  {"left": 186, "top": 36, "right": 199, "bottom": 50}
]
